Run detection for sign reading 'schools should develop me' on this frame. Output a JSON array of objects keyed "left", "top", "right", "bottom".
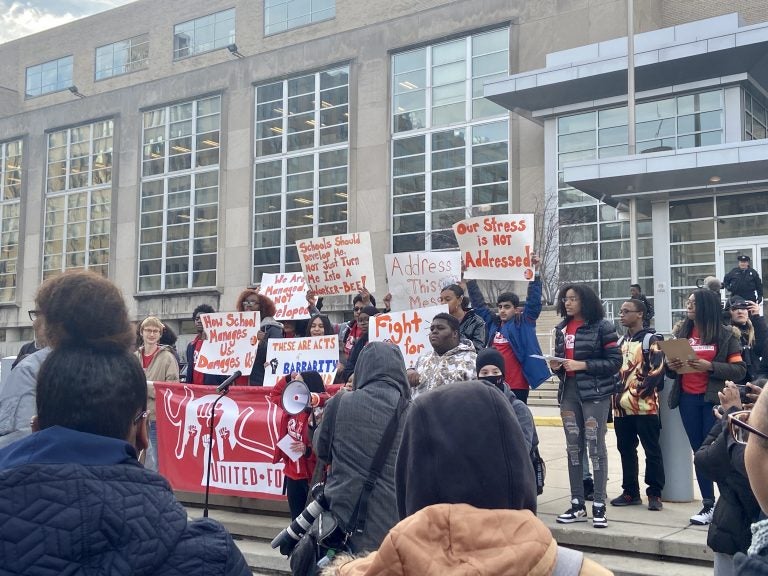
[
  {"left": 296, "top": 232, "right": 375, "bottom": 296},
  {"left": 453, "top": 214, "right": 535, "bottom": 281}
]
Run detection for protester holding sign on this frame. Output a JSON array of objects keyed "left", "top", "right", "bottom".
[
  {"left": 235, "top": 289, "right": 284, "bottom": 386},
  {"left": 439, "top": 283, "right": 487, "bottom": 352},
  {"left": 465, "top": 254, "right": 549, "bottom": 405}
]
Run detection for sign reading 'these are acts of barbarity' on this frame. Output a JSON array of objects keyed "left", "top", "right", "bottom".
[
  {"left": 296, "top": 232, "right": 375, "bottom": 296},
  {"left": 452, "top": 214, "right": 535, "bottom": 281}
]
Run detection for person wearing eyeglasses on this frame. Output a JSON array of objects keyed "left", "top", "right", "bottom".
[
  {"left": 0, "top": 271, "right": 250, "bottom": 576},
  {"left": 730, "top": 381, "right": 768, "bottom": 575},
  {"left": 235, "top": 288, "right": 284, "bottom": 386},
  {"left": 611, "top": 299, "right": 666, "bottom": 512},
  {"left": 550, "top": 283, "right": 622, "bottom": 529},
  {"left": 695, "top": 380, "right": 764, "bottom": 576},
  {"left": 667, "top": 289, "right": 747, "bottom": 526}
]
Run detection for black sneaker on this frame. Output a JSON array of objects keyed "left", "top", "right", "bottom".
[
  {"left": 648, "top": 495, "right": 663, "bottom": 511},
  {"left": 610, "top": 493, "right": 642, "bottom": 507},
  {"left": 557, "top": 499, "right": 588, "bottom": 524},
  {"left": 583, "top": 478, "right": 594, "bottom": 501},
  {"left": 690, "top": 502, "right": 714, "bottom": 525},
  {"left": 592, "top": 504, "right": 608, "bottom": 528}
]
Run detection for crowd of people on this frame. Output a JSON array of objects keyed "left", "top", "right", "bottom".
[{"left": 0, "top": 251, "right": 766, "bottom": 574}]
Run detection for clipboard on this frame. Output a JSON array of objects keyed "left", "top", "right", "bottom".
[{"left": 657, "top": 339, "right": 699, "bottom": 374}]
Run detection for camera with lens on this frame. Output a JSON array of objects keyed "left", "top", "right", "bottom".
[{"left": 271, "top": 483, "right": 328, "bottom": 556}]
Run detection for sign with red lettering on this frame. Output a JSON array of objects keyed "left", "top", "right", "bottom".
[
  {"left": 197, "top": 312, "right": 261, "bottom": 376},
  {"left": 385, "top": 252, "right": 461, "bottom": 311},
  {"left": 262, "top": 335, "right": 340, "bottom": 387},
  {"left": 296, "top": 232, "right": 376, "bottom": 296},
  {"left": 368, "top": 304, "right": 447, "bottom": 369},
  {"left": 452, "top": 214, "right": 535, "bottom": 281},
  {"left": 154, "top": 382, "right": 285, "bottom": 500},
  {"left": 260, "top": 273, "right": 310, "bottom": 321}
]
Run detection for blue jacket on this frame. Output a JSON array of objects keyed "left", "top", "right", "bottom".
[
  {"left": 466, "top": 278, "right": 550, "bottom": 389},
  {"left": 0, "top": 426, "right": 250, "bottom": 576}
]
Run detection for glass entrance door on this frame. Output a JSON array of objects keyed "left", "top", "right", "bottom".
[{"left": 717, "top": 243, "right": 768, "bottom": 304}]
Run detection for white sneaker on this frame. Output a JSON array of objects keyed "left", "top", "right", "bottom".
[
  {"left": 690, "top": 503, "right": 714, "bottom": 525},
  {"left": 557, "top": 499, "right": 588, "bottom": 524}
]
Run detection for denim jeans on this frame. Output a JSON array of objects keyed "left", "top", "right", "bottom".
[
  {"left": 678, "top": 392, "right": 716, "bottom": 501},
  {"left": 560, "top": 377, "right": 611, "bottom": 505}
]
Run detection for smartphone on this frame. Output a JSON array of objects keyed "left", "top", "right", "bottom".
[{"left": 735, "top": 384, "right": 749, "bottom": 403}]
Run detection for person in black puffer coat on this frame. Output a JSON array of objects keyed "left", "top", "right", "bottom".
[
  {"left": 695, "top": 382, "right": 762, "bottom": 576},
  {"left": 550, "top": 283, "right": 622, "bottom": 529}
]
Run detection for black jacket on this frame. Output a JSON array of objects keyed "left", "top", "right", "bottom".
[
  {"left": 553, "top": 318, "right": 622, "bottom": 402},
  {"left": 733, "top": 315, "right": 768, "bottom": 383},
  {"left": 725, "top": 267, "right": 763, "bottom": 303},
  {"left": 695, "top": 413, "right": 761, "bottom": 555}
]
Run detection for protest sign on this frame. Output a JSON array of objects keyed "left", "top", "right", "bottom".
[
  {"left": 154, "top": 382, "right": 285, "bottom": 500},
  {"left": 368, "top": 304, "right": 447, "bottom": 369},
  {"left": 260, "top": 272, "right": 310, "bottom": 320},
  {"left": 385, "top": 251, "right": 461, "bottom": 311},
  {"left": 296, "top": 232, "right": 375, "bottom": 296},
  {"left": 197, "top": 312, "right": 260, "bottom": 376},
  {"left": 261, "top": 335, "right": 340, "bottom": 388},
  {"left": 452, "top": 214, "right": 535, "bottom": 281}
]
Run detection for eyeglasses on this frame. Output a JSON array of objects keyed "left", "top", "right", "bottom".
[
  {"left": 133, "top": 410, "right": 149, "bottom": 424},
  {"left": 561, "top": 297, "right": 579, "bottom": 303},
  {"left": 353, "top": 307, "right": 362, "bottom": 312},
  {"left": 28, "top": 310, "right": 39, "bottom": 322},
  {"left": 242, "top": 299, "right": 259, "bottom": 307},
  {"left": 142, "top": 328, "right": 161, "bottom": 334},
  {"left": 728, "top": 410, "right": 768, "bottom": 444},
  {"left": 618, "top": 309, "right": 641, "bottom": 315}
]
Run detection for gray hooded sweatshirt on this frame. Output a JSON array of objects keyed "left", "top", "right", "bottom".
[{"left": 314, "top": 341, "right": 410, "bottom": 553}]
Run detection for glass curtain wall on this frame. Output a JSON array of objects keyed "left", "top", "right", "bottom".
[
  {"left": 139, "top": 96, "right": 221, "bottom": 291},
  {"left": 253, "top": 65, "right": 349, "bottom": 283},
  {"left": 391, "top": 28, "right": 510, "bottom": 253},
  {"left": 44, "top": 122, "right": 113, "bottom": 280},
  {"left": 0, "top": 140, "right": 21, "bottom": 302},
  {"left": 557, "top": 89, "right": 726, "bottom": 316}
]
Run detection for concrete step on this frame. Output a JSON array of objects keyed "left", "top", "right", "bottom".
[{"left": 584, "top": 550, "right": 712, "bottom": 576}]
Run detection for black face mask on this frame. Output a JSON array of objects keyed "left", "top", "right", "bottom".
[{"left": 482, "top": 375, "right": 505, "bottom": 390}]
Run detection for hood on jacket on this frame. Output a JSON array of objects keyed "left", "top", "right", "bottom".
[
  {"left": 260, "top": 316, "right": 284, "bottom": 330},
  {"left": 441, "top": 340, "right": 476, "bottom": 357},
  {"left": 395, "top": 380, "right": 536, "bottom": 519},
  {"left": 353, "top": 341, "right": 410, "bottom": 398},
  {"left": 331, "top": 504, "right": 557, "bottom": 576}
]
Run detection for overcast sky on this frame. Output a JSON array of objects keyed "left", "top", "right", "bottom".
[{"left": 0, "top": 0, "right": 138, "bottom": 44}]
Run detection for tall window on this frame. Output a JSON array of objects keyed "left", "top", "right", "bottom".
[
  {"left": 25, "top": 56, "right": 73, "bottom": 98},
  {"left": 265, "top": 0, "right": 335, "bottom": 35},
  {"left": 0, "top": 140, "right": 22, "bottom": 302},
  {"left": 44, "top": 122, "right": 113, "bottom": 280},
  {"left": 391, "top": 28, "right": 510, "bottom": 252},
  {"left": 174, "top": 9, "right": 235, "bottom": 60},
  {"left": 139, "top": 96, "right": 220, "bottom": 292},
  {"left": 95, "top": 34, "right": 149, "bottom": 80},
  {"left": 745, "top": 90, "right": 767, "bottom": 141},
  {"left": 253, "top": 66, "right": 349, "bottom": 282}
]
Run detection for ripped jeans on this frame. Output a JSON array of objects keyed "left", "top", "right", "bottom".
[{"left": 560, "top": 377, "right": 611, "bottom": 505}]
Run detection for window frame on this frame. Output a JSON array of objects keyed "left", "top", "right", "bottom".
[
  {"left": 173, "top": 8, "right": 236, "bottom": 61},
  {"left": 95, "top": 34, "right": 150, "bottom": 81},
  {"left": 0, "top": 139, "right": 22, "bottom": 303},
  {"left": 25, "top": 55, "right": 74, "bottom": 99},
  {"left": 264, "top": 0, "right": 336, "bottom": 36}
]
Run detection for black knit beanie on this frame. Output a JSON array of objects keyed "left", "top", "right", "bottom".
[
  {"left": 300, "top": 371, "right": 325, "bottom": 393},
  {"left": 476, "top": 348, "right": 506, "bottom": 378}
]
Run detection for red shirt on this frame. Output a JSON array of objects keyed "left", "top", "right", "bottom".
[
  {"left": 681, "top": 326, "right": 717, "bottom": 395},
  {"left": 564, "top": 319, "right": 584, "bottom": 377},
  {"left": 191, "top": 336, "right": 206, "bottom": 385},
  {"left": 492, "top": 330, "right": 527, "bottom": 390},
  {"left": 142, "top": 348, "right": 157, "bottom": 370},
  {"left": 343, "top": 322, "right": 362, "bottom": 356}
]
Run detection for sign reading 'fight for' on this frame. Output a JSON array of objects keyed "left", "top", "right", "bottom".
[
  {"left": 369, "top": 304, "right": 447, "bottom": 369},
  {"left": 452, "top": 214, "right": 535, "bottom": 281},
  {"left": 296, "top": 232, "right": 376, "bottom": 296}
]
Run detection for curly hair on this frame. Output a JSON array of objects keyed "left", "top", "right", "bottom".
[
  {"left": 556, "top": 283, "right": 605, "bottom": 323},
  {"left": 36, "top": 270, "right": 134, "bottom": 352},
  {"left": 235, "top": 289, "right": 277, "bottom": 318}
]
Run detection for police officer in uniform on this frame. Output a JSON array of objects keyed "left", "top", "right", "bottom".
[{"left": 724, "top": 255, "right": 763, "bottom": 304}]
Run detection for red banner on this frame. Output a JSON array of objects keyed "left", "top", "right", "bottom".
[{"left": 154, "top": 383, "right": 285, "bottom": 500}]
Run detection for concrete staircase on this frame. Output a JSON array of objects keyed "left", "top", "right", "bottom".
[{"left": 185, "top": 504, "right": 712, "bottom": 576}]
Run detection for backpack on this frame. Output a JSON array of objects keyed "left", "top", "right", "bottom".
[{"left": 530, "top": 446, "right": 546, "bottom": 495}]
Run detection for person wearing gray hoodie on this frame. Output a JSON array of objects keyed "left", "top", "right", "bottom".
[{"left": 314, "top": 341, "right": 410, "bottom": 553}]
